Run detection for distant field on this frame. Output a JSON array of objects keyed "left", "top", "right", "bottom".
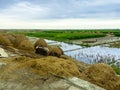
[{"left": 6, "top": 29, "right": 120, "bottom": 42}]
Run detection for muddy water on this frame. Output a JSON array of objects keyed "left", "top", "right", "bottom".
[{"left": 45, "top": 39, "right": 120, "bottom": 66}]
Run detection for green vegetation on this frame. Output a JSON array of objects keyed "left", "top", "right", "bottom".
[
  {"left": 9, "top": 30, "right": 107, "bottom": 42},
  {"left": 7, "top": 29, "right": 120, "bottom": 47},
  {"left": 111, "top": 65, "right": 120, "bottom": 75},
  {"left": 26, "top": 31, "right": 105, "bottom": 41},
  {"left": 114, "top": 32, "right": 120, "bottom": 37},
  {"left": 6, "top": 29, "right": 120, "bottom": 43},
  {"left": 107, "top": 60, "right": 120, "bottom": 75},
  {"left": 100, "top": 30, "right": 120, "bottom": 37}
]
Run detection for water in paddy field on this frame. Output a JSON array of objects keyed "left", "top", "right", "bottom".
[
  {"left": 46, "top": 39, "right": 120, "bottom": 66},
  {"left": 65, "top": 46, "right": 120, "bottom": 64}
]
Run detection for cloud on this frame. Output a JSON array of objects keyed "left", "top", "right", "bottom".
[
  {"left": 37, "top": 0, "right": 120, "bottom": 19},
  {"left": 0, "top": 0, "right": 120, "bottom": 29},
  {"left": 0, "top": 1, "right": 50, "bottom": 20},
  {"left": 0, "top": 18, "right": 120, "bottom": 29},
  {"left": 0, "top": 0, "right": 120, "bottom": 19}
]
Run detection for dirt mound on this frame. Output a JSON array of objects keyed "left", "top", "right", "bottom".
[
  {"left": 12, "top": 34, "right": 34, "bottom": 51},
  {"left": 34, "top": 38, "right": 47, "bottom": 49},
  {"left": 5, "top": 34, "right": 16, "bottom": 44},
  {"left": 0, "top": 33, "right": 12, "bottom": 46},
  {"left": 13, "top": 34, "right": 28, "bottom": 46},
  {"left": 18, "top": 40, "right": 34, "bottom": 51},
  {"left": 0, "top": 56, "right": 81, "bottom": 80},
  {"left": 22, "top": 56, "right": 80, "bottom": 77},
  {"left": 81, "top": 63, "right": 120, "bottom": 90},
  {"left": 48, "top": 46, "right": 64, "bottom": 57},
  {"left": 57, "top": 46, "right": 64, "bottom": 55}
]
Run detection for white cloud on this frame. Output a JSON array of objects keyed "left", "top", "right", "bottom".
[
  {"left": 80, "top": 0, "right": 120, "bottom": 6},
  {"left": 0, "top": 1, "right": 50, "bottom": 20},
  {"left": 0, "top": 0, "right": 120, "bottom": 29},
  {"left": 0, "top": 18, "right": 120, "bottom": 29}
]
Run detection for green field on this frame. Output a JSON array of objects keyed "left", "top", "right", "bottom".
[{"left": 7, "top": 29, "right": 120, "bottom": 42}]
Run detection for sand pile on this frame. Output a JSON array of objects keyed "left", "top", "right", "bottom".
[{"left": 81, "top": 63, "right": 120, "bottom": 90}]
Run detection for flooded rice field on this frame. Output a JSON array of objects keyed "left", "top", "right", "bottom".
[{"left": 46, "top": 39, "right": 120, "bottom": 66}]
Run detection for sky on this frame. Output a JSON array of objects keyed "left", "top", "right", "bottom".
[{"left": 0, "top": 0, "right": 120, "bottom": 29}]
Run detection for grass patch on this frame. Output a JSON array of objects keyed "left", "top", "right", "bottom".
[
  {"left": 114, "top": 32, "right": 120, "bottom": 37},
  {"left": 9, "top": 30, "right": 107, "bottom": 42},
  {"left": 111, "top": 65, "right": 120, "bottom": 75}
]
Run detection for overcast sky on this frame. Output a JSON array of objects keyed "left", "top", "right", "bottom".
[{"left": 0, "top": 0, "right": 120, "bottom": 29}]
